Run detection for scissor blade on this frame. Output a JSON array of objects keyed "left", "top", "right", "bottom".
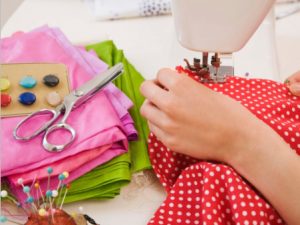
[{"left": 71, "top": 63, "right": 124, "bottom": 106}]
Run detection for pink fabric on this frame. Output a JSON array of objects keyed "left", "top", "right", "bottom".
[
  {"left": 8, "top": 144, "right": 112, "bottom": 184},
  {"left": 11, "top": 143, "right": 126, "bottom": 201},
  {"left": 1, "top": 26, "right": 136, "bottom": 185}
]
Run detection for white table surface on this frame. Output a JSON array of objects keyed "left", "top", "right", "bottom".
[{"left": 1, "top": 0, "right": 300, "bottom": 224}]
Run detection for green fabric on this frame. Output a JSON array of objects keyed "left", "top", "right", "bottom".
[
  {"left": 64, "top": 155, "right": 131, "bottom": 203},
  {"left": 86, "top": 40, "right": 151, "bottom": 172},
  {"left": 63, "top": 40, "right": 151, "bottom": 203}
]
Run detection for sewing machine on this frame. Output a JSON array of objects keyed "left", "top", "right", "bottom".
[{"left": 172, "top": 0, "right": 276, "bottom": 82}]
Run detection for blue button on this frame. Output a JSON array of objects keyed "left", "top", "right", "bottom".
[
  {"left": 18, "top": 92, "right": 36, "bottom": 105},
  {"left": 19, "top": 76, "right": 37, "bottom": 89}
]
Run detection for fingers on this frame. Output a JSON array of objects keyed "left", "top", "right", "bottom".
[
  {"left": 140, "top": 100, "right": 168, "bottom": 127},
  {"left": 140, "top": 80, "right": 171, "bottom": 110},
  {"left": 286, "top": 71, "right": 300, "bottom": 96},
  {"left": 288, "top": 83, "right": 300, "bottom": 97},
  {"left": 286, "top": 71, "right": 300, "bottom": 84},
  {"left": 156, "top": 68, "right": 208, "bottom": 95},
  {"left": 148, "top": 121, "right": 166, "bottom": 142},
  {"left": 156, "top": 68, "right": 182, "bottom": 89}
]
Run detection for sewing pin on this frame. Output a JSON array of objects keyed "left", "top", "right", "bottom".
[
  {"left": 49, "top": 189, "right": 58, "bottom": 223},
  {"left": 34, "top": 182, "right": 40, "bottom": 207},
  {"left": 1, "top": 190, "right": 30, "bottom": 216},
  {"left": 17, "top": 178, "right": 24, "bottom": 188},
  {"left": 17, "top": 179, "right": 34, "bottom": 212},
  {"left": 23, "top": 186, "right": 38, "bottom": 213},
  {"left": 1, "top": 190, "right": 18, "bottom": 205},
  {"left": 51, "top": 189, "right": 58, "bottom": 208},
  {"left": 46, "top": 190, "right": 54, "bottom": 222},
  {"left": 56, "top": 172, "right": 67, "bottom": 190},
  {"left": 59, "top": 184, "right": 70, "bottom": 210},
  {"left": 56, "top": 172, "right": 68, "bottom": 205},
  {"left": 57, "top": 184, "right": 65, "bottom": 206},
  {"left": 47, "top": 167, "right": 53, "bottom": 190},
  {"left": 35, "top": 181, "right": 45, "bottom": 208}
]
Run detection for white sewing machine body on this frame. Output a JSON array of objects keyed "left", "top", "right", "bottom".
[{"left": 172, "top": 0, "right": 276, "bottom": 53}]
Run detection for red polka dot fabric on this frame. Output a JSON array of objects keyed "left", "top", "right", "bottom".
[{"left": 147, "top": 67, "right": 300, "bottom": 225}]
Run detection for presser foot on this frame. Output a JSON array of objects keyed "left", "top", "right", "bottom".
[{"left": 184, "top": 52, "right": 234, "bottom": 83}]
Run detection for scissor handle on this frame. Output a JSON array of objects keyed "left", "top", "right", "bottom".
[
  {"left": 13, "top": 109, "right": 59, "bottom": 141},
  {"left": 42, "top": 123, "right": 76, "bottom": 152}
]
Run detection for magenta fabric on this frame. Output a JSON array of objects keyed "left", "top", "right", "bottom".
[{"left": 0, "top": 26, "right": 136, "bottom": 187}]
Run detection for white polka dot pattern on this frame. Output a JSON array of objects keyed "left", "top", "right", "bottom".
[{"left": 147, "top": 66, "right": 300, "bottom": 224}]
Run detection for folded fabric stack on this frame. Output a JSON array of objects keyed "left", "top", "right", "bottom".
[
  {"left": 85, "top": 0, "right": 171, "bottom": 20},
  {"left": 66, "top": 40, "right": 152, "bottom": 202},
  {"left": 1, "top": 26, "right": 151, "bottom": 203}
]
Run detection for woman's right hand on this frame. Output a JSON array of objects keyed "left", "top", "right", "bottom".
[{"left": 286, "top": 71, "right": 300, "bottom": 96}]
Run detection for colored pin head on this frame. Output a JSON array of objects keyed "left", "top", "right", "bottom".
[
  {"left": 26, "top": 196, "right": 34, "bottom": 204},
  {"left": 58, "top": 174, "right": 66, "bottom": 181},
  {"left": 38, "top": 208, "right": 47, "bottom": 217},
  {"left": 47, "top": 167, "right": 53, "bottom": 174},
  {"left": 23, "top": 186, "right": 30, "bottom": 193},
  {"left": 62, "top": 171, "right": 69, "bottom": 178},
  {"left": 34, "top": 182, "right": 40, "bottom": 189},
  {"left": 17, "top": 178, "right": 24, "bottom": 185},
  {"left": 0, "top": 190, "right": 8, "bottom": 198},
  {"left": 52, "top": 190, "right": 58, "bottom": 198},
  {"left": 46, "top": 190, "right": 52, "bottom": 198}
]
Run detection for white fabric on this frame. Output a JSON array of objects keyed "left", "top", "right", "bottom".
[{"left": 85, "top": 0, "right": 171, "bottom": 20}]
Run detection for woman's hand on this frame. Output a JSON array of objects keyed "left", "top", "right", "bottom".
[
  {"left": 140, "top": 68, "right": 269, "bottom": 164},
  {"left": 140, "top": 68, "right": 300, "bottom": 224},
  {"left": 286, "top": 71, "right": 300, "bottom": 96}
]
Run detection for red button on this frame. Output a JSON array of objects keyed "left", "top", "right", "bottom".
[{"left": 1, "top": 93, "right": 12, "bottom": 107}]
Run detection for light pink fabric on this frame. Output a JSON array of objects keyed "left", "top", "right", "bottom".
[
  {"left": 1, "top": 26, "right": 136, "bottom": 184},
  {"left": 9, "top": 144, "right": 112, "bottom": 184}
]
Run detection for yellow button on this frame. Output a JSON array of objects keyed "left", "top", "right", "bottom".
[{"left": 0, "top": 78, "right": 10, "bottom": 92}]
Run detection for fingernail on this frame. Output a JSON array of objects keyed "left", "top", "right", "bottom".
[
  {"left": 284, "top": 79, "right": 290, "bottom": 86},
  {"left": 289, "top": 83, "right": 300, "bottom": 95}
]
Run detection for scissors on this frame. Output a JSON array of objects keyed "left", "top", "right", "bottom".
[{"left": 13, "top": 63, "right": 124, "bottom": 152}]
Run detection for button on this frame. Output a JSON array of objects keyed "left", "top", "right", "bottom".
[
  {"left": 0, "top": 78, "right": 10, "bottom": 92},
  {"left": 19, "top": 76, "right": 37, "bottom": 89},
  {"left": 1, "top": 93, "right": 12, "bottom": 107},
  {"left": 18, "top": 92, "right": 36, "bottom": 105},
  {"left": 46, "top": 91, "right": 62, "bottom": 107},
  {"left": 43, "top": 74, "right": 59, "bottom": 87}
]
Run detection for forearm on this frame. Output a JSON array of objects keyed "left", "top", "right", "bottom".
[{"left": 230, "top": 121, "right": 300, "bottom": 225}]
